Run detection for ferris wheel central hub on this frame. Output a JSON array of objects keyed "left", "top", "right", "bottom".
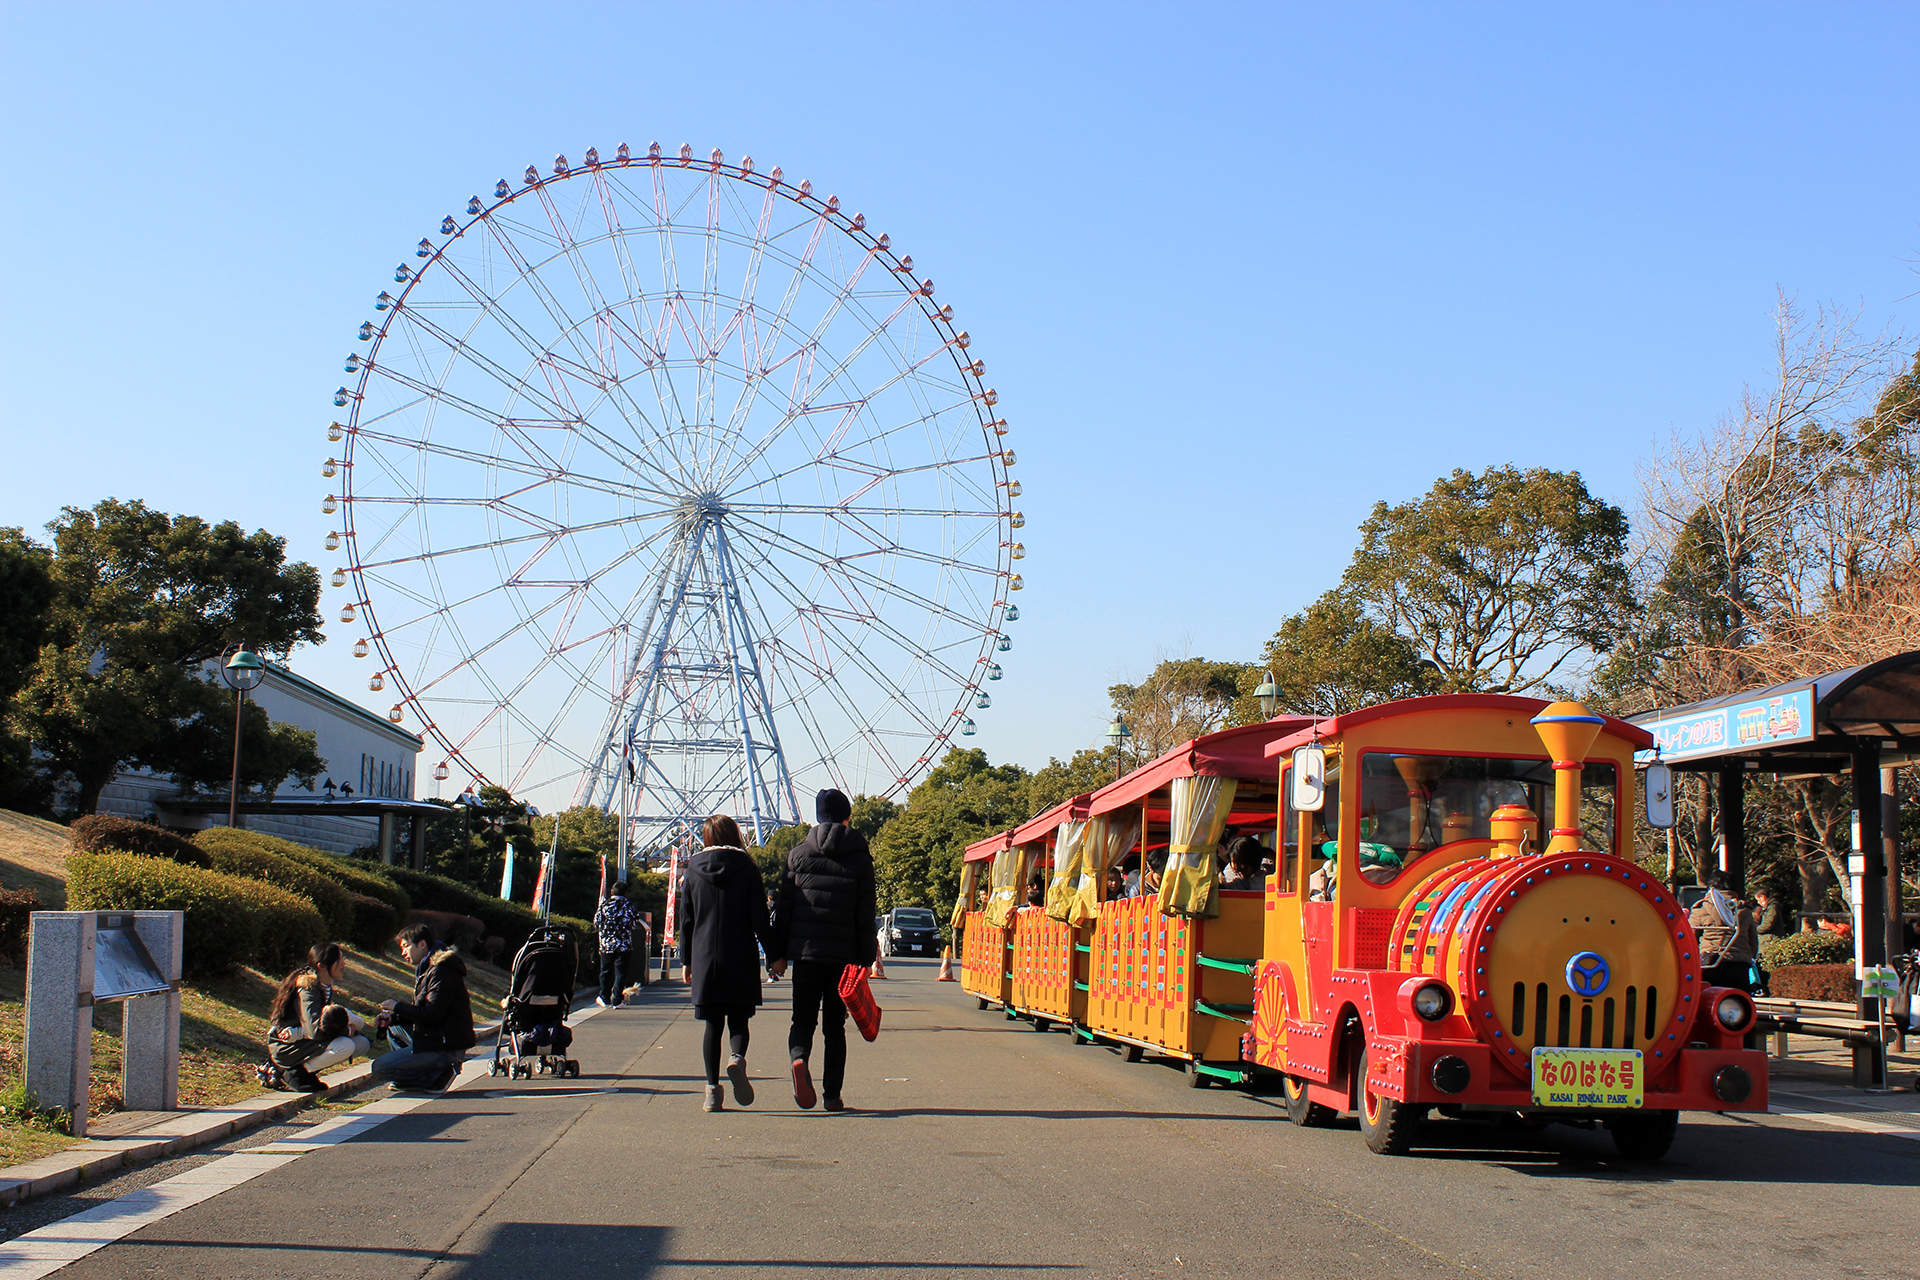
[{"left": 673, "top": 491, "right": 730, "bottom": 530}]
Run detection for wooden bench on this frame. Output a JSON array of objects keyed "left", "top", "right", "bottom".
[{"left": 1753, "top": 997, "right": 1896, "bottom": 1055}]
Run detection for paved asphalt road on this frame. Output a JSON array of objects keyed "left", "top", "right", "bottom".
[{"left": 25, "top": 956, "right": 1920, "bottom": 1279}]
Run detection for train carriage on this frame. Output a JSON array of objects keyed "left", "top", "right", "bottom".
[{"left": 953, "top": 694, "right": 1770, "bottom": 1158}]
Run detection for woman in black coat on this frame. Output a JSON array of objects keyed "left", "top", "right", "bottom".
[{"left": 681, "top": 813, "right": 774, "bottom": 1112}]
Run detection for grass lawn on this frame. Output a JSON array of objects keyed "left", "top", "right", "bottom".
[{"left": 0, "top": 811, "right": 511, "bottom": 1166}]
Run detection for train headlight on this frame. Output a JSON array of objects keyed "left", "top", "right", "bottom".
[
  {"left": 1713, "top": 991, "right": 1754, "bottom": 1032},
  {"left": 1411, "top": 982, "right": 1453, "bottom": 1022}
]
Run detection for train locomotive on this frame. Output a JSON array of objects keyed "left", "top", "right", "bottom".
[{"left": 952, "top": 694, "right": 1766, "bottom": 1157}]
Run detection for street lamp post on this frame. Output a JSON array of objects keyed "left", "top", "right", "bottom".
[
  {"left": 1253, "top": 671, "right": 1280, "bottom": 720},
  {"left": 1106, "top": 714, "right": 1132, "bottom": 782},
  {"left": 221, "top": 646, "right": 267, "bottom": 830}
]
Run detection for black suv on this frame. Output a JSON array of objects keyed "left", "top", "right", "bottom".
[{"left": 879, "top": 906, "right": 941, "bottom": 957}]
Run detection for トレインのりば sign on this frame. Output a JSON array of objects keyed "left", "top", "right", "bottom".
[{"left": 1634, "top": 685, "right": 1815, "bottom": 764}]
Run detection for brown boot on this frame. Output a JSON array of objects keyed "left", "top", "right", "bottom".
[{"left": 702, "top": 1084, "right": 725, "bottom": 1112}]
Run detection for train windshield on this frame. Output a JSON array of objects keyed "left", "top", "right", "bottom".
[{"left": 1356, "top": 753, "right": 1617, "bottom": 884}]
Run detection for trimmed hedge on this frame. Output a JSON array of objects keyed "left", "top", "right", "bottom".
[
  {"left": 192, "top": 828, "right": 410, "bottom": 917},
  {"left": 65, "top": 851, "right": 331, "bottom": 975},
  {"left": 387, "top": 867, "right": 542, "bottom": 953},
  {"left": 1769, "top": 963, "right": 1857, "bottom": 1002},
  {"left": 385, "top": 867, "right": 597, "bottom": 983},
  {"left": 408, "top": 909, "right": 486, "bottom": 951},
  {"left": 70, "top": 815, "right": 212, "bottom": 869},
  {"left": 346, "top": 891, "right": 398, "bottom": 954},
  {"left": 1761, "top": 930, "right": 1853, "bottom": 968},
  {"left": 200, "top": 837, "right": 355, "bottom": 940},
  {"left": 0, "top": 886, "right": 38, "bottom": 964}
]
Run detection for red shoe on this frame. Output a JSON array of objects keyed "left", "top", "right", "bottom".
[{"left": 790, "top": 1059, "right": 817, "bottom": 1110}]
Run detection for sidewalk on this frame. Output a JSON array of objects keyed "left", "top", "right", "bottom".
[{"left": 1762, "top": 1034, "right": 1920, "bottom": 1141}]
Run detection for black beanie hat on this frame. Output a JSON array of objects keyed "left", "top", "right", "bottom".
[{"left": 816, "top": 788, "right": 852, "bottom": 824}]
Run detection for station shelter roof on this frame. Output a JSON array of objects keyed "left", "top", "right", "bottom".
[{"left": 1626, "top": 650, "right": 1920, "bottom": 773}]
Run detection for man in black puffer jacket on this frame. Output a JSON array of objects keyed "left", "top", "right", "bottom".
[{"left": 768, "top": 788, "right": 876, "bottom": 1112}]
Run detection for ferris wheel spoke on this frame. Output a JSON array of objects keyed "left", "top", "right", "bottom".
[
  {"left": 725, "top": 512, "right": 1002, "bottom": 638},
  {"left": 350, "top": 424, "right": 676, "bottom": 507},
  {"left": 722, "top": 527, "right": 978, "bottom": 697}
]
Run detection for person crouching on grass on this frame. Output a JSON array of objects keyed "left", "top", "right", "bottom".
[
  {"left": 372, "top": 924, "right": 477, "bottom": 1092},
  {"left": 265, "top": 942, "right": 371, "bottom": 1093}
]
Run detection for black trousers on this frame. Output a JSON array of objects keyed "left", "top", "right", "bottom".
[
  {"left": 787, "top": 960, "right": 849, "bottom": 1099},
  {"left": 599, "top": 948, "right": 631, "bottom": 1004}
]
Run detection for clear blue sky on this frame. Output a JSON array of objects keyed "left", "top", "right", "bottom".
[{"left": 3, "top": 2, "right": 1916, "bottom": 808}]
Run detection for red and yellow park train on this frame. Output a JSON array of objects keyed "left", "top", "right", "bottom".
[{"left": 951, "top": 694, "right": 1767, "bottom": 1158}]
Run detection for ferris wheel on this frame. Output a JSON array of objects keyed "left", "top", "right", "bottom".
[{"left": 324, "top": 142, "right": 1024, "bottom": 845}]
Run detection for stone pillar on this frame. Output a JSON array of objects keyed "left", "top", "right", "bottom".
[
  {"left": 120, "top": 913, "right": 182, "bottom": 1112},
  {"left": 24, "top": 913, "right": 95, "bottom": 1137},
  {"left": 412, "top": 812, "right": 428, "bottom": 872},
  {"left": 379, "top": 810, "right": 396, "bottom": 865}
]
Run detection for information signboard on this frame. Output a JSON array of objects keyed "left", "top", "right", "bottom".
[{"left": 1633, "top": 685, "right": 1815, "bottom": 764}]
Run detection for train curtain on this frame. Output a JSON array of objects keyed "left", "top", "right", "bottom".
[
  {"left": 1158, "top": 775, "right": 1238, "bottom": 919},
  {"left": 1044, "top": 819, "right": 1089, "bottom": 921},
  {"left": 951, "top": 859, "right": 982, "bottom": 931},
  {"left": 1069, "top": 812, "right": 1140, "bottom": 924},
  {"left": 984, "top": 844, "right": 1023, "bottom": 928}
]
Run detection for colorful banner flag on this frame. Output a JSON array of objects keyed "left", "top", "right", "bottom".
[{"left": 499, "top": 839, "right": 515, "bottom": 901}]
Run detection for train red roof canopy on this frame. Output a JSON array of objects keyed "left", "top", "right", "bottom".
[{"left": 1085, "top": 717, "right": 1317, "bottom": 818}]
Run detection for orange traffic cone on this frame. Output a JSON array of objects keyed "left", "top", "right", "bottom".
[
  {"left": 936, "top": 946, "right": 956, "bottom": 981},
  {"left": 870, "top": 952, "right": 889, "bottom": 979}
]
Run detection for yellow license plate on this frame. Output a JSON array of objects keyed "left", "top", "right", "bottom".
[{"left": 1531, "top": 1047, "right": 1643, "bottom": 1109}]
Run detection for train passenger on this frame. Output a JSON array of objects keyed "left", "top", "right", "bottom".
[
  {"left": 1103, "top": 866, "right": 1127, "bottom": 901},
  {"left": 1138, "top": 850, "right": 1166, "bottom": 898},
  {"left": 1025, "top": 873, "right": 1045, "bottom": 907},
  {"left": 1119, "top": 853, "right": 1141, "bottom": 897},
  {"left": 1690, "top": 870, "right": 1760, "bottom": 991},
  {"left": 1307, "top": 859, "right": 1336, "bottom": 902},
  {"left": 1221, "top": 835, "right": 1265, "bottom": 892}
]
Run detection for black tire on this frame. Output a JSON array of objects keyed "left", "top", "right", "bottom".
[
  {"left": 1033, "top": 1017, "right": 1052, "bottom": 1034},
  {"left": 1187, "top": 1060, "right": 1211, "bottom": 1088},
  {"left": 1355, "top": 1044, "right": 1426, "bottom": 1155},
  {"left": 1607, "top": 1109, "right": 1679, "bottom": 1160},
  {"left": 977, "top": 996, "right": 989, "bottom": 1010},
  {"left": 1283, "top": 1073, "right": 1337, "bottom": 1127},
  {"left": 1123, "top": 1043, "right": 1144, "bottom": 1064}
]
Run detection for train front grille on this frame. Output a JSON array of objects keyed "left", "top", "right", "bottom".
[{"left": 1510, "top": 981, "right": 1659, "bottom": 1049}]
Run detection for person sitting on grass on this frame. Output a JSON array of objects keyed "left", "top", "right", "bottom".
[
  {"left": 264, "top": 942, "right": 370, "bottom": 1093},
  {"left": 372, "top": 924, "right": 476, "bottom": 1093}
]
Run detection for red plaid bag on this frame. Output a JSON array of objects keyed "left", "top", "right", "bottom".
[{"left": 838, "top": 963, "right": 882, "bottom": 1042}]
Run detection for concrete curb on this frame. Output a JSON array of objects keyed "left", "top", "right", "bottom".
[{"left": 0, "top": 978, "right": 614, "bottom": 1208}]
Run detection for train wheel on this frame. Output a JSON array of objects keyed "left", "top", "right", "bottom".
[
  {"left": 977, "top": 996, "right": 989, "bottom": 1010},
  {"left": 1283, "top": 1074, "right": 1336, "bottom": 1128},
  {"left": 1033, "top": 1018, "right": 1052, "bottom": 1034},
  {"left": 1187, "top": 1061, "right": 1211, "bottom": 1088},
  {"left": 1123, "top": 1043, "right": 1144, "bottom": 1064},
  {"left": 1606, "top": 1109, "right": 1679, "bottom": 1160},
  {"left": 1356, "top": 1045, "right": 1426, "bottom": 1156}
]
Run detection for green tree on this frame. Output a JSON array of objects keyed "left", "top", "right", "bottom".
[
  {"left": 1342, "top": 466, "right": 1632, "bottom": 695},
  {"left": 10, "top": 500, "right": 326, "bottom": 813},
  {"left": 1026, "top": 746, "right": 1123, "bottom": 814},
  {"left": 870, "top": 749, "right": 1030, "bottom": 912},
  {"left": 0, "top": 529, "right": 55, "bottom": 811},
  {"left": 1232, "top": 589, "right": 1438, "bottom": 720},
  {"left": 1108, "top": 656, "right": 1252, "bottom": 758}
]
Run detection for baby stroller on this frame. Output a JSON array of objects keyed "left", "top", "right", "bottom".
[{"left": 492, "top": 925, "right": 582, "bottom": 1079}]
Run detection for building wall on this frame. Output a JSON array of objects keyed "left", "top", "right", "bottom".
[{"left": 96, "top": 662, "right": 423, "bottom": 857}]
